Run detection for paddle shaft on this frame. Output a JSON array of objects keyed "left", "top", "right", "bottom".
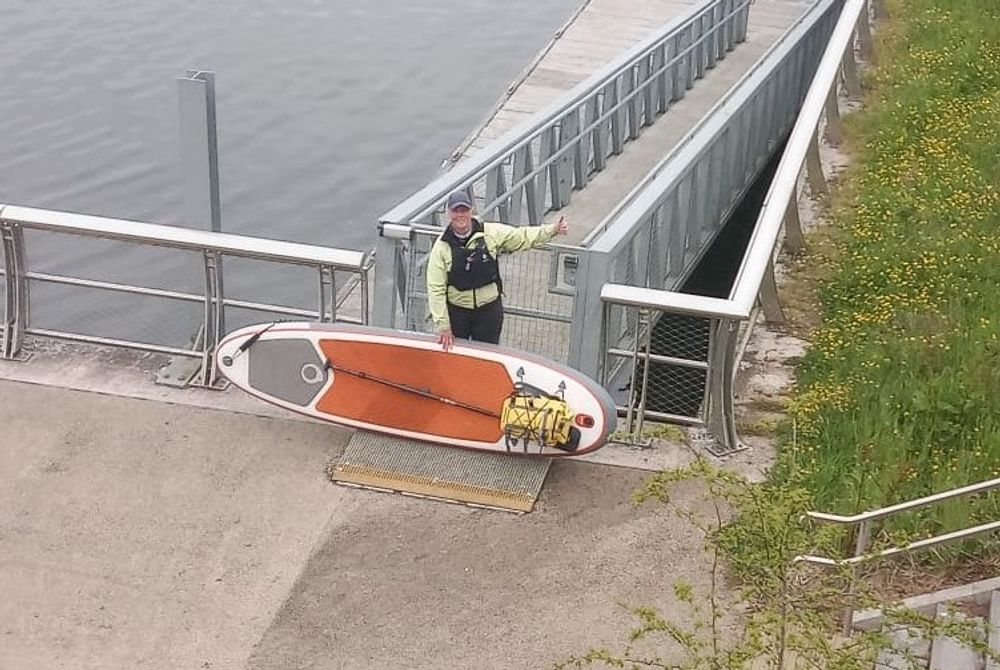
[{"left": 324, "top": 359, "right": 501, "bottom": 419}]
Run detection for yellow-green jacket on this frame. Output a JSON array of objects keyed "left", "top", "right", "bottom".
[{"left": 426, "top": 218, "right": 558, "bottom": 332}]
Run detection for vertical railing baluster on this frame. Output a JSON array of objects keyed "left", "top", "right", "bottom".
[
  {"left": 654, "top": 44, "right": 669, "bottom": 114},
  {"left": 669, "top": 36, "right": 683, "bottom": 103},
  {"left": 537, "top": 126, "right": 559, "bottom": 212},
  {"left": 684, "top": 25, "right": 697, "bottom": 90},
  {"left": 1, "top": 220, "right": 28, "bottom": 360},
  {"left": 571, "top": 105, "right": 589, "bottom": 190},
  {"left": 634, "top": 308, "right": 653, "bottom": 439},
  {"left": 196, "top": 249, "right": 222, "bottom": 387},
  {"left": 639, "top": 56, "right": 654, "bottom": 127},
  {"left": 485, "top": 163, "right": 510, "bottom": 223},
  {"left": 555, "top": 113, "right": 577, "bottom": 206},
  {"left": 706, "top": 2, "right": 719, "bottom": 70},
  {"left": 511, "top": 145, "right": 531, "bottom": 225},
  {"left": 609, "top": 77, "right": 625, "bottom": 155},
  {"left": 694, "top": 14, "right": 707, "bottom": 80},
  {"left": 623, "top": 69, "right": 639, "bottom": 141},
  {"left": 589, "top": 94, "right": 607, "bottom": 173}
]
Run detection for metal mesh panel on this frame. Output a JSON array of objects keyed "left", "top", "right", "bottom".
[
  {"left": 630, "top": 311, "right": 711, "bottom": 420},
  {"left": 499, "top": 247, "right": 573, "bottom": 359},
  {"left": 601, "top": 301, "right": 635, "bottom": 408},
  {"left": 218, "top": 257, "right": 319, "bottom": 312},
  {"left": 403, "top": 231, "right": 436, "bottom": 332},
  {"left": 405, "top": 229, "right": 574, "bottom": 359},
  {"left": 26, "top": 280, "right": 198, "bottom": 349}
]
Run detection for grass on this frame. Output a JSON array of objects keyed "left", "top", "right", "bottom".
[{"left": 769, "top": 0, "right": 1000, "bottom": 539}]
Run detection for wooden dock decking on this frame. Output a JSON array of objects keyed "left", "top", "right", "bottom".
[{"left": 452, "top": 0, "right": 701, "bottom": 162}]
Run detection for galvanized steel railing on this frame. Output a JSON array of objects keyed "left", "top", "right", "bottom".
[
  {"left": 380, "top": 0, "right": 751, "bottom": 229},
  {"left": 0, "top": 205, "right": 370, "bottom": 387},
  {"left": 599, "top": 284, "right": 744, "bottom": 453},
  {"left": 593, "top": 0, "right": 872, "bottom": 452},
  {"left": 373, "top": 0, "right": 752, "bottom": 334},
  {"left": 794, "top": 476, "right": 1000, "bottom": 634}
]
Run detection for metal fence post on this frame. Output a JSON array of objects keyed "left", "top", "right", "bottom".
[
  {"left": 782, "top": 194, "right": 807, "bottom": 254},
  {"left": 823, "top": 86, "right": 844, "bottom": 146},
  {"left": 705, "top": 318, "right": 740, "bottom": 454},
  {"left": 192, "top": 250, "right": 223, "bottom": 388},
  {"left": 759, "top": 260, "right": 785, "bottom": 324},
  {"left": 856, "top": 0, "right": 874, "bottom": 61},
  {"left": 806, "top": 129, "right": 829, "bottom": 197},
  {"left": 568, "top": 249, "right": 611, "bottom": 379},
  {"left": 317, "top": 265, "right": 336, "bottom": 323},
  {"left": 1, "top": 219, "right": 28, "bottom": 360},
  {"left": 842, "top": 39, "right": 862, "bottom": 99},
  {"left": 841, "top": 518, "right": 873, "bottom": 635},
  {"left": 372, "top": 225, "right": 404, "bottom": 328}
]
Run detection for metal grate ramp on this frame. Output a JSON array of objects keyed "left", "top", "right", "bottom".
[{"left": 330, "top": 431, "right": 552, "bottom": 513}]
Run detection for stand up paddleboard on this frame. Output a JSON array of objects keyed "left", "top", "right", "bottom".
[{"left": 215, "top": 322, "right": 616, "bottom": 456}]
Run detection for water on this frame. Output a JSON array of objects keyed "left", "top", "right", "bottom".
[{"left": 0, "top": 0, "right": 581, "bottom": 343}]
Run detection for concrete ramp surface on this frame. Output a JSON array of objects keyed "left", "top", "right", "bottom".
[
  {"left": 0, "top": 379, "right": 726, "bottom": 670},
  {"left": 0, "top": 380, "right": 351, "bottom": 670}
]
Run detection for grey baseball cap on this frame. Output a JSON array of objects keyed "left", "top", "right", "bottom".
[{"left": 446, "top": 191, "right": 473, "bottom": 211}]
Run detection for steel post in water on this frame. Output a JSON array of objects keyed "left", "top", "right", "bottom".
[
  {"left": 174, "top": 70, "right": 225, "bottom": 386},
  {"left": 178, "top": 70, "right": 222, "bottom": 234}
]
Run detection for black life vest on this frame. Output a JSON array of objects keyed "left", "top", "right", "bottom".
[{"left": 442, "top": 219, "right": 502, "bottom": 294}]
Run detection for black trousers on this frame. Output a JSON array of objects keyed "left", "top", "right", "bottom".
[{"left": 447, "top": 298, "right": 504, "bottom": 344}]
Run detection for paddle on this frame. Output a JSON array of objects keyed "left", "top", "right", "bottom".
[{"left": 323, "top": 358, "right": 501, "bottom": 419}]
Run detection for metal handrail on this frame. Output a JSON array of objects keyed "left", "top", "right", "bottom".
[
  {"left": 570, "top": 0, "right": 863, "bottom": 454},
  {"left": 807, "top": 477, "right": 1000, "bottom": 526},
  {"left": 1, "top": 205, "right": 366, "bottom": 268},
  {"left": 1, "top": 204, "right": 370, "bottom": 386},
  {"left": 600, "top": 283, "right": 745, "bottom": 319},
  {"left": 792, "top": 476, "right": 1000, "bottom": 634},
  {"left": 588, "top": 0, "right": 864, "bottom": 305},
  {"left": 796, "top": 520, "right": 1000, "bottom": 567},
  {"left": 728, "top": 0, "right": 864, "bottom": 314}
]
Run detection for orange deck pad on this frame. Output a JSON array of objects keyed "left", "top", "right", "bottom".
[{"left": 317, "top": 340, "right": 513, "bottom": 442}]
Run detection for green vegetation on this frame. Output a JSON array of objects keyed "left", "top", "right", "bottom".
[
  {"left": 772, "top": 0, "right": 1000, "bottom": 535},
  {"left": 555, "top": 459, "right": 998, "bottom": 669}
]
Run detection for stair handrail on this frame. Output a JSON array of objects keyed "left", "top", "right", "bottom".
[{"left": 791, "top": 476, "right": 1000, "bottom": 634}]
